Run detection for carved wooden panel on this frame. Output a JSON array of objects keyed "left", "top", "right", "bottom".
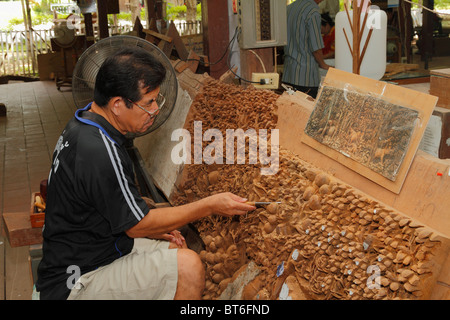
[
  {"left": 302, "top": 68, "right": 438, "bottom": 194},
  {"left": 305, "top": 86, "right": 418, "bottom": 181}
]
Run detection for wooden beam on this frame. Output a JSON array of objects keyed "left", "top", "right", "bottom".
[
  {"left": 421, "top": 0, "right": 434, "bottom": 65},
  {"left": 157, "top": 21, "right": 189, "bottom": 61},
  {"left": 169, "top": 21, "right": 189, "bottom": 61},
  {"left": 83, "top": 13, "right": 95, "bottom": 46},
  {"left": 0, "top": 233, "right": 4, "bottom": 300},
  {"left": 174, "top": 51, "right": 201, "bottom": 73},
  {"left": 145, "top": 0, "right": 163, "bottom": 24},
  {"left": 202, "top": 0, "right": 229, "bottom": 79},
  {"left": 132, "top": 16, "right": 145, "bottom": 39},
  {"left": 399, "top": 0, "right": 413, "bottom": 63},
  {"left": 107, "top": 0, "right": 120, "bottom": 14},
  {"left": 143, "top": 18, "right": 159, "bottom": 44},
  {"left": 96, "top": 0, "right": 109, "bottom": 39},
  {"left": 186, "top": 50, "right": 200, "bottom": 73},
  {"left": 143, "top": 28, "right": 173, "bottom": 43},
  {"left": 201, "top": 0, "right": 209, "bottom": 56}
]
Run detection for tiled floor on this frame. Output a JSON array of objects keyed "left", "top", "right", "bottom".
[
  {"left": 0, "top": 81, "right": 76, "bottom": 212},
  {"left": 0, "top": 80, "right": 76, "bottom": 299}
]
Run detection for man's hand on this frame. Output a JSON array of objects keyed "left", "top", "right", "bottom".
[
  {"left": 149, "top": 230, "right": 187, "bottom": 248},
  {"left": 204, "top": 192, "right": 256, "bottom": 217}
]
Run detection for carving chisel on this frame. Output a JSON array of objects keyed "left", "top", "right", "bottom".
[{"left": 246, "top": 201, "right": 281, "bottom": 208}]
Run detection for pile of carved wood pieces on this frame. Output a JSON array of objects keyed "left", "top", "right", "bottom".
[
  {"left": 171, "top": 80, "right": 443, "bottom": 300},
  {"left": 184, "top": 78, "right": 279, "bottom": 133}
]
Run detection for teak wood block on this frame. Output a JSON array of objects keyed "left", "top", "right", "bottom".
[
  {"left": 277, "top": 90, "right": 450, "bottom": 237},
  {"left": 432, "top": 107, "right": 450, "bottom": 159},
  {"left": 3, "top": 212, "right": 43, "bottom": 248},
  {"left": 430, "top": 68, "right": 450, "bottom": 109},
  {"left": 301, "top": 68, "right": 438, "bottom": 194}
]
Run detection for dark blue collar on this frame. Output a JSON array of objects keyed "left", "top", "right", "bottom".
[{"left": 75, "top": 103, "right": 124, "bottom": 146}]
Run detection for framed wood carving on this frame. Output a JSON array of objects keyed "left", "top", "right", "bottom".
[{"left": 302, "top": 68, "right": 438, "bottom": 194}]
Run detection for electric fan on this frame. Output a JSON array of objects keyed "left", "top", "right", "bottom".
[
  {"left": 72, "top": 35, "right": 178, "bottom": 203},
  {"left": 71, "top": 35, "right": 178, "bottom": 138},
  {"left": 51, "top": 21, "right": 78, "bottom": 90},
  {"left": 53, "top": 21, "right": 77, "bottom": 48}
]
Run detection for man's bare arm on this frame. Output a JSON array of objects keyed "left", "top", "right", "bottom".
[
  {"left": 126, "top": 192, "right": 255, "bottom": 239},
  {"left": 313, "top": 49, "right": 331, "bottom": 70}
]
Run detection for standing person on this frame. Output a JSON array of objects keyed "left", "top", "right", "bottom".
[
  {"left": 282, "top": 0, "right": 330, "bottom": 99},
  {"left": 321, "top": 12, "right": 335, "bottom": 59},
  {"left": 36, "top": 46, "right": 256, "bottom": 300}
]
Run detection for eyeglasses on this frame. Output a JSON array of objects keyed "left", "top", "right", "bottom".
[{"left": 126, "top": 93, "right": 166, "bottom": 119}]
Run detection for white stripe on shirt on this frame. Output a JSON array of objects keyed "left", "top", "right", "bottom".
[{"left": 99, "top": 129, "right": 145, "bottom": 221}]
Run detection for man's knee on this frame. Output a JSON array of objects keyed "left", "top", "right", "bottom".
[
  {"left": 178, "top": 249, "right": 204, "bottom": 280},
  {"left": 175, "top": 249, "right": 205, "bottom": 299}
]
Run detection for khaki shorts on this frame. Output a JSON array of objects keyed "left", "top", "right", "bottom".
[{"left": 67, "top": 238, "right": 178, "bottom": 300}]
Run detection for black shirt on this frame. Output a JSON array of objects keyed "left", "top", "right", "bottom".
[{"left": 36, "top": 103, "right": 149, "bottom": 299}]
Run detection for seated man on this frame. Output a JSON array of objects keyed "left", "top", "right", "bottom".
[{"left": 36, "top": 46, "right": 256, "bottom": 300}]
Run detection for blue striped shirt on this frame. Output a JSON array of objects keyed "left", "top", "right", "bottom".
[{"left": 282, "top": 0, "right": 324, "bottom": 87}]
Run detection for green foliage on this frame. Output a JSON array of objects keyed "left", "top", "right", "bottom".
[
  {"left": 31, "top": 12, "right": 52, "bottom": 25},
  {"left": 4, "top": 0, "right": 54, "bottom": 29},
  {"left": 6, "top": 17, "right": 23, "bottom": 31},
  {"left": 108, "top": 9, "right": 146, "bottom": 25},
  {"left": 166, "top": 3, "right": 201, "bottom": 21},
  {"left": 196, "top": 3, "right": 202, "bottom": 19},
  {"left": 431, "top": 0, "right": 449, "bottom": 10},
  {"left": 31, "top": 0, "right": 60, "bottom": 15},
  {"left": 6, "top": 12, "right": 52, "bottom": 29},
  {"left": 166, "top": 3, "right": 187, "bottom": 20}
]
